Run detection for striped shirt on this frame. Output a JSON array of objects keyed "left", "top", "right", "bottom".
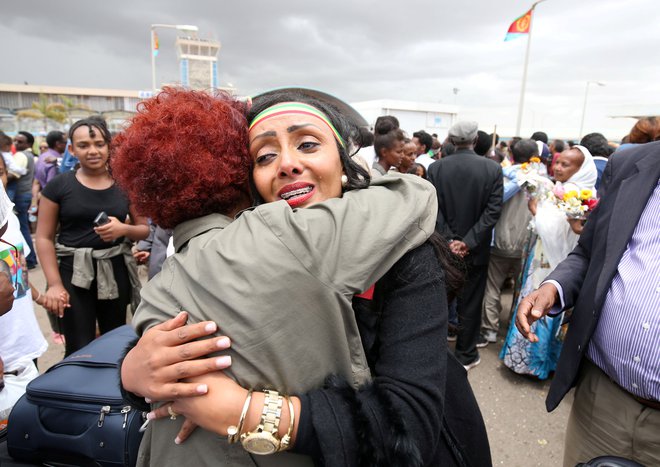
[{"left": 587, "top": 179, "right": 660, "bottom": 400}]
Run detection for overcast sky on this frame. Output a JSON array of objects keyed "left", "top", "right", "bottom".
[{"left": 4, "top": 0, "right": 659, "bottom": 139}]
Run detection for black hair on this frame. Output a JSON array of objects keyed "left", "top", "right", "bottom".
[
  {"left": 412, "top": 130, "right": 433, "bottom": 153},
  {"left": 46, "top": 130, "right": 65, "bottom": 149},
  {"left": 17, "top": 131, "right": 35, "bottom": 146},
  {"left": 248, "top": 90, "right": 370, "bottom": 193},
  {"left": 407, "top": 162, "right": 427, "bottom": 179},
  {"left": 530, "top": 131, "right": 548, "bottom": 144},
  {"left": 474, "top": 130, "right": 492, "bottom": 156},
  {"left": 68, "top": 117, "right": 111, "bottom": 145},
  {"left": 512, "top": 138, "right": 539, "bottom": 164},
  {"left": 509, "top": 136, "right": 522, "bottom": 153},
  {"left": 374, "top": 115, "right": 399, "bottom": 133},
  {"left": 552, "top": 139, "right": 565, "bottom": 153},
  {"left": 579, "top": 132, "right": 609, "bottom": 158},
  {"left": 427, "top": 232, "right": 466, "bottom": 303},
  {"left": 441, "top": 140, "right": 456, "bottom": 157},
  {"left": 355, "top": 126, "right": 374, "bottom": 148}
]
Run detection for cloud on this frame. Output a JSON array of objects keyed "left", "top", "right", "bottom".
[{"left": 3, "top": 0, "right": 659, "bottom": 138}]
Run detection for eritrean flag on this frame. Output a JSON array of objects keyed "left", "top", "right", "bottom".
[
  {"left": 152, "top": 31, "right": 159, "bottom": 57},
  {"left": 505, "top": 9, "right": 532, "bottom": 41}
]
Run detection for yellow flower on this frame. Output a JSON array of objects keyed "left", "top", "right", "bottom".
[
  {"left": 530, "top": 157, "right": 541, "bottom": 163},
  {"left": 563, "top": 190, "right": 578, "bottom": 202},
  {"left": 579, "top": 189, "right": 593, "bottom": 200},
  {"left": 521, "top": 162, "right": 529, "bottom": 170}
]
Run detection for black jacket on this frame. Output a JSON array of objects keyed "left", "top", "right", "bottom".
[
  {"left": 427, "top": 149, "right": 503, "bottom": 265},
  {"left": 545, "top": 141, "right": 660, "bottom": 411},
  {"left": 294, "top": 243, "right": 491, "bottom": 466}
]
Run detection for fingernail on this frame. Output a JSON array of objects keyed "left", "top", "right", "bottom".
[
  {"left": 144, "top": 397, "right": 152, "bottom": 404},
  {"left": 217, "top": 337, "right": 230, "bottom": 348},
  {"left": 205, "top": 322, "right": 217, "bottom": 333},
  {"left": 174, "top": 437, "right": 182, "bottom": 445},
  {"left": 215, "top": 356, "right": 231, "bottom": 368},
  {"left": 197, "top": 384, "right": 208, "bottom": 394},
  {"left": 147, "top": 412, "right": 156, "bottom": 420}
]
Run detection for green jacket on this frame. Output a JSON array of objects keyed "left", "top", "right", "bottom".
[{"left": 133, "top": 174, "right": 437, "bottom": 466}]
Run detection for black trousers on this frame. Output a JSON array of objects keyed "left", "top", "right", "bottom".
[
  {"left": 58, "top": 256, "right": 130, "bottom": 357},
  {"left": 454, "top": 262, "right": 489, "bottom": 365}
]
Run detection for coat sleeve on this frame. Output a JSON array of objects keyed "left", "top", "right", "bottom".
[
  {"left": 463, "top": 166, "right": 503, "bottom": 251},
  {"left": 293, "top": 244, "right": 447, "bottom": 466},
  {"left": 256, "top": 174, "right": 438, "bottom": 296},
  {"left": 545, "top": 156, "right": 614, "bottom": 309}
]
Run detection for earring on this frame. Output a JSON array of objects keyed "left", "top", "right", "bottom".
[{"left": 341, "top": 174, "right": 348, "bottom": 188}]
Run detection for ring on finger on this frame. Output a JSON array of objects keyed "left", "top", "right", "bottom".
[{"left": 168, "top": 405, "right": 179, "bottom": 420}]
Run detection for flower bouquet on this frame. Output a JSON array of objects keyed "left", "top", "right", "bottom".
[
  {"left": 555, "top": 187, "right": 598, "bottom": 219},
  {"left": 517, "top": 157, "right": 551, "bottom": 198}
]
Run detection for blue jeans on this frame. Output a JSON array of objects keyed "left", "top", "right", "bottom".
[{"left": 13, "top": 191, "right": 37, "bottom": 267}]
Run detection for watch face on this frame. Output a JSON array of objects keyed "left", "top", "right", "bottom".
[{"left": 242, "top": 434, "right": 279, "bottom": 455}]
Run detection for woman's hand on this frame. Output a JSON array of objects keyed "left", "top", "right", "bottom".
[
  {"left": 121, "top": 312, "right": 232, "bottom": 401},
  {"left": 43, "top": 284, "right": 70, "bottom": 317},
  {"left": 528, "top": 197, "right": 538, "bottom": 216},
  {"left": 94, "top": 216, "right": 129, "bottom": 242},
  {"left": 148, "top": 372, "right": 249, "bottom": 442},
  {"left": 133, "top": 250, "right": 150, "bottom": 264},
  {"left": 567, "top": 217, "right": 585, "bottom": 235}
]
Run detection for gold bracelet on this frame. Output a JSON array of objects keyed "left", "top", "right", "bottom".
[
  {"left": 227, "top": 389, "right": 253, "bottom": 444},
  {"left": 279, "top": 395, "right": 295, "bottom": 451}
]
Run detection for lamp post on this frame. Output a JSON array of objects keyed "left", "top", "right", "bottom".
[
  {"left": 150, "top": 24, "right": 199, "bottom": 92},
  {"left": 579, "top": 80, "right": 605, "bottom": 138}
]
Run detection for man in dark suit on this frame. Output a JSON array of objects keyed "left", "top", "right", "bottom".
[
  {"left": 517, "top": 141, "right": 660, "bottom": 466},
  {"left": 427, "top": 121, "right": 503, "bottom": 370}
]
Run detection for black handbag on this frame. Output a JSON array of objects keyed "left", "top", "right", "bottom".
[{"left": 7, "top": 325, "right": 145, "bottom": 467}]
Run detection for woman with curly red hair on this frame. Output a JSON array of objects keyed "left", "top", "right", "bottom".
[
  {"left": 35, "top": 117, "right": 149, "bottom": 356},
  {"left": 113, "top": 88, "right": 449, "bottom": 466},
  {"left": 112, "top": 90, "right": 252, "bottom": 229}
]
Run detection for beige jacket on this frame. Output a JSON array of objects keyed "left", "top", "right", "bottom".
[{"left": 133, "top": 174, "right": 437, "bottom": 466}]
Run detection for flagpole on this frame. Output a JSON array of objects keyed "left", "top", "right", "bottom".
[
  {"left": 150, "top": 27, "right": 157, "bottom": 92},
  {"left": 514, "top": 0, "right": 546, "bottom": 137}
]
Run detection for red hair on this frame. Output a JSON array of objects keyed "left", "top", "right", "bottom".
[
  {"left": 111, "top": 88, "right": 251, "bottom": 229},
  {"left": 628, "top": 117, "right": 660, "bottom": 144}
]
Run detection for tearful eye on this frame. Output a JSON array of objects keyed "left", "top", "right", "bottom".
[
  {"left": 299, "top": 141, "right": 319, "bottom": 151},
  {"left": 255, "top": 153, "right": 276, "bottom": 165}
]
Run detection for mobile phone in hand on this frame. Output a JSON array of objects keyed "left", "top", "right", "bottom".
[{"left": 93, "top": 211, "right": 110, "bottom": 227}]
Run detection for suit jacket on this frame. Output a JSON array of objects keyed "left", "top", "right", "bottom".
[
  {"left": 545, "top": 141, "right": 660, "bottom": 411},
  {"left": 427, "top": 148, "right": 503, "bottom": 265}
]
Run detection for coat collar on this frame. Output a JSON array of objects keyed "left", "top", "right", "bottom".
[{"left": 172, "top": 213, "right": 233, "bottom": 253}]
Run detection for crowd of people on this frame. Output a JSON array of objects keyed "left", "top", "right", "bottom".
[{"left": 0, "top": 91, "right": 658, "bottom": 466}]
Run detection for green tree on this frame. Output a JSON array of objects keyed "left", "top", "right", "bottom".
[
  {"left": 16, "top": 94, "right": 66, "bottom": 132},
  {"left": 58, "top": 95, "right": 91, "bottom": 125}
]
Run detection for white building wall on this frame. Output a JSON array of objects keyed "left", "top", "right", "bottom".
[{"left": 350, "top": 99, "right": 458, "bottom": 141}]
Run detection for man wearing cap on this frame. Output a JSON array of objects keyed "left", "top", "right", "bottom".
[{"left": 427, "top": 121, "right": 503, "bottom": 370}]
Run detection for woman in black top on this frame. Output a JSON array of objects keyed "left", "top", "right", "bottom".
[{"left": 36, "top": 118, "right": 149, "bottom": 356}]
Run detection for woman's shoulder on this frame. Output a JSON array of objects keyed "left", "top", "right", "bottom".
[
  {"left": 383, "top": 241, "right": 443, "bottom": 284},
  {"left": 41, "top": 170, "right": 75, "bottom": 199}
]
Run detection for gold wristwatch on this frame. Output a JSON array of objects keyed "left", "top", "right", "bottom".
[{"left": 240, "top": 389, "right": 283, "bottom": 455}]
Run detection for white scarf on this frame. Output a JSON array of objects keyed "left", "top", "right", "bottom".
[{"left": 565, "top": 145, "right": 598, "bottom": 192}]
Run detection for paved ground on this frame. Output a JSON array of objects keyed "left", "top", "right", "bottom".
[{"left": 29, "top": 266, "right": 571, "bottom": 467}]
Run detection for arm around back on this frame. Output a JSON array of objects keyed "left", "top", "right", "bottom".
[{"left": 257, "top": 173, "right": 438, "bottom": 295}]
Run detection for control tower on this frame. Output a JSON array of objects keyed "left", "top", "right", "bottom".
[{"left": 175, "top": 34, "right": 221, "bottom": 90}]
